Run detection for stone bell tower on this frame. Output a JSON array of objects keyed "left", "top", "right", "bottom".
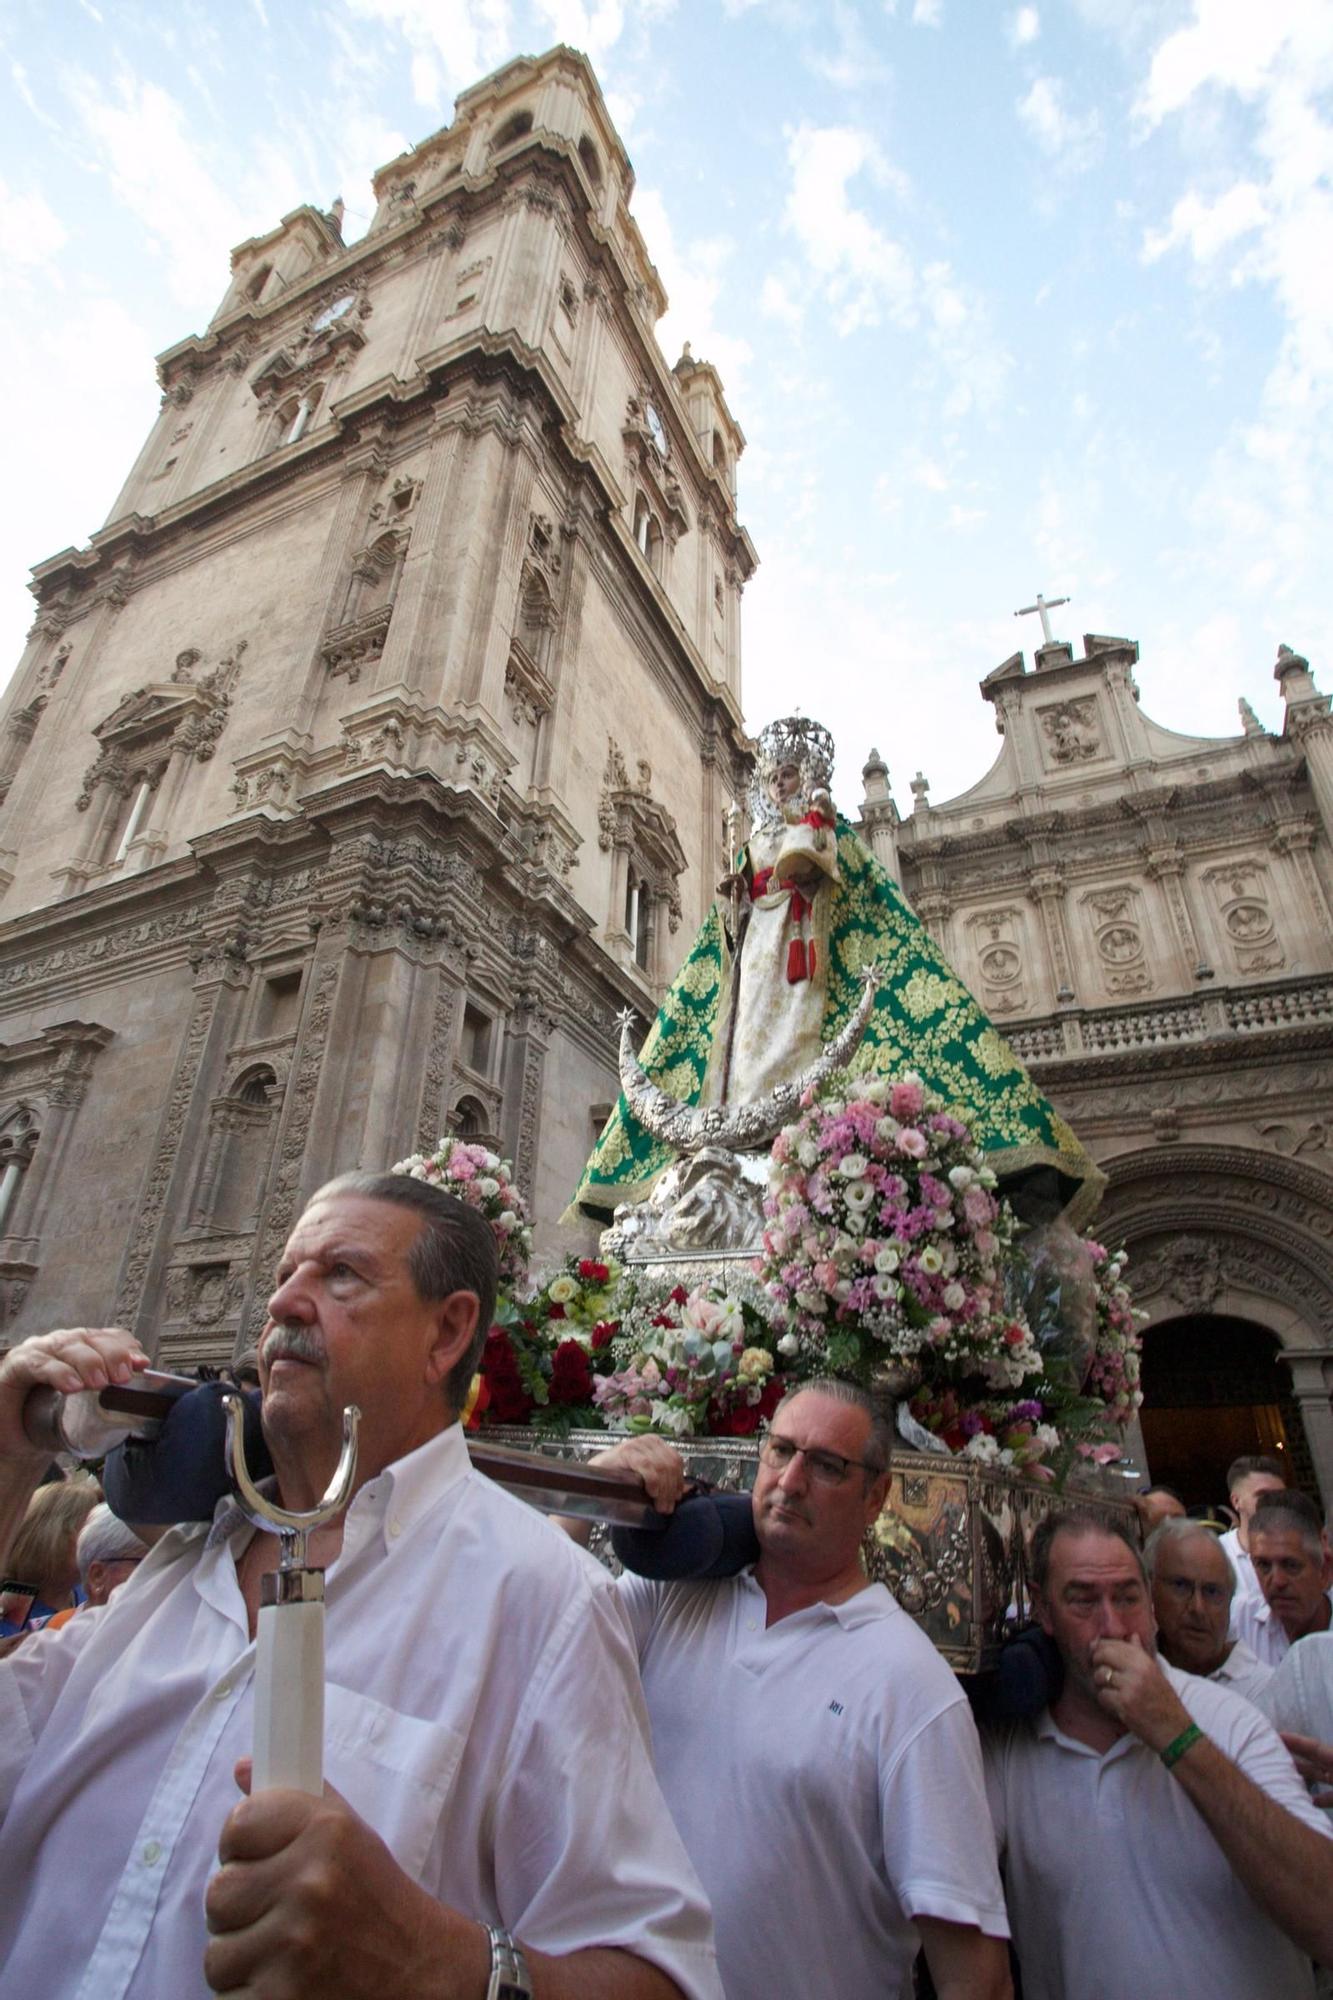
[{"left": 0, "top": 46, "right": 756, "bottom": 1360}]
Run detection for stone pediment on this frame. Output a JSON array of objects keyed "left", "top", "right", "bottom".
[{"left": 94, "top": 685, "right": 202, "bottom": 745}]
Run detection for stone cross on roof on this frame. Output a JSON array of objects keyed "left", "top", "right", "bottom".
[{"left": 1014, "top": 593, "right": 1070, "bottom": 645}]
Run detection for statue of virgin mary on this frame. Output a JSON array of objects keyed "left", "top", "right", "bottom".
[{"left": 567, "top": 715, "right": 1102, "bottom": 1226}]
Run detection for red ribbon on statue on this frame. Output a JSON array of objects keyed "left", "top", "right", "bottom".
[{"left": 785, "top": 885, "right": 815, "bottom": 984}]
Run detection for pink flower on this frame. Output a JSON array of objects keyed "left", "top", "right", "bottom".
[
  {"left": 814, "top": 1260, "right": 840, "bottom": 1291},
  {"left": 890, "top": 1080, "right": 925, "bottom": 1119},
  {"left": 448, "top": 1157, "right": 476, "bottom": 1181},
  {"left": 896, "top": 1128, "right": 928, "bottom": 1159}
]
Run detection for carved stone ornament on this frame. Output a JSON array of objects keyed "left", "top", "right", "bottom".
[
  {"left": 1038, "top": 697, "right": 1101, "bottom": 765},
  {"left": 76, "top": 642, "right": 247, "bottom": 808},
  {"left": 1131, "top": 1233, "right": 1224, "bottom": 1313},
  {"left": 322, "top": 604, "right": 393, "bottom": 683}
]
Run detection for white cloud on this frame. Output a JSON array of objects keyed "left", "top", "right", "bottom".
[
  {"left": 1016, "top": 75, "right": 1104, "bottom": 171},
  {"left": 0, "top": 181, "right": 67, "bottom": 271},
  {"left": 64, "top": 70, "right": 299, "bottom": 310},
  {"left": 630, "top": 189, "right": 754, "bottom": 396},
  {"left": 342, "top": 0, "right": 518, "bottom": 100},
  {"left": 912, "top": 0, "right": 943, "bottom": 27},
  {"left": 1136, "top": 1, "right": 1330, "bottom": 128},
  {"left": 1008, "top": 7, "right": 1040, "bottom": 47},
  {"left": 782, "top": 124, "right": 915, "bottom": 335},
  {"left": 1142, "top": 181, "right": 1268, "bottom": 262},
  {"left": 759, "top": 270, "right": 804, "bottom": 328}
]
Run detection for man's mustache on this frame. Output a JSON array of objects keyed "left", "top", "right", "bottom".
[{"left": 261, "top": 1323, "right": 327, "bottom": 1369}]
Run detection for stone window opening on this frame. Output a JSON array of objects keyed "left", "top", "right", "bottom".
[
  {"left": 0, "top": 1107, "right": 39, "bottom": 1235},
  {"left": 712, "top": 431, "right": 729, "bottom": 480},
  {"left": 270, "top": 381, "right": 325, "bottom": 451},
  {"left": 578, "top": 136, "right": 603, "bottom": 189},
  {"left": 461, "top": 1004, "right": 494, "bottom": 1079},
  {"left": 323, "top": 527, "right": 409, "bottom": 683},
  {"left": 626, "top": 873, "right": 653, "bottom": 972},
  {"left": 449, "top": 1094, "right": 499, "bottom": 1149},
  {"left": 245, "top": 263, "right": 273, "bottom": 304},
  {"left": 633, "top": 496, "right": 663, "bottom": 576},
  {"left": 492, "top": 109, "right": 533, "bottom": 153},
  {"left": 190, "top": 1065, "right": 281, "bottom": 1234}
]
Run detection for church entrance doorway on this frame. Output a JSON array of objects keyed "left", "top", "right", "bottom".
[{"left": 1139, "top": 1314, "right": 1315, "bottom": 1510}]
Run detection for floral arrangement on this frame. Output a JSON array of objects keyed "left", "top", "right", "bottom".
[
  {"left": 758, "top": 1069, "right": 1042, "bottom": 1400},
  {"left": 591, "top": 1275, "right": 784, "bottom": 1439},
  {"left": 391, "top": 1137, "right": 532, "bottom": 1294},
  {"left": 1082, "top": 1240, "right": 1145, "bottom": 1432}
]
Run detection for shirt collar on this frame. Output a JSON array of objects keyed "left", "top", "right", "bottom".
[{"left": 204, "top": 1420, "right": 471, "bottom": 1553}]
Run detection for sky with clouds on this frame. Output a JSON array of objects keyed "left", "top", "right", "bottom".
[{"left": 1, "top": 0, "right": 1331, "bottom": 809}]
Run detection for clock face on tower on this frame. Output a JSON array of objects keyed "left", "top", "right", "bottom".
[
  {"left": 311, "top": 294, "right": 356, "bottom": 333},
  {"left": 645, "top": 402, "right": 668, "bottom": 457}
]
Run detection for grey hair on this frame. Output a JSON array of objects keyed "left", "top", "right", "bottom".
[
  {"left": 776, "top": 1378, "right": 893, "bottom": 1484},
  {"left": 1249, "top": 1491, "right": 1326, "bottom": 1559},
  {"left": 1144, "top": 1517, "right": 1237, "bottom": 1596},
  {"left": 76, "top": 1504, "right": 148, "bottom": 1587},
  {"left": 1030, "top": 1508, "right": 1148, "bottom": 1595},
  {"left": 309, "top": 1172, "right": 498, "bottom": 1411}
]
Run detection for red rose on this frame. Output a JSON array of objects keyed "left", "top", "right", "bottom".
[
  {"left": 578, "top": 1259, "right": 610, "bottom": 1283},
  {"left": 669, "top": 1284, "right": 689, "bottom": 1305},
  {"left": 591, "top": 1320, "right": 619, "bottom": 1350},
  {"left": 549, "top": 1339, "right": 594, "bottom": 1405},
  {"left": 481, "top": 1328, "right": 533, "bottom": 1424},
  {"left": 547, "top": 1302, "right": 566, "bottom": 1320},
  {"left": 756, "top": 1377, "right": 785, "bottom": 1420}
]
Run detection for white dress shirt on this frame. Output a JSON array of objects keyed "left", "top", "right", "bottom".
[
  {"left": 618, "top": 1568, "right": 1009, "bottom": 2000},
  {"left": 984, "top": 1660, "right": 1332, "bottom": 2000},
  {"left": 0, "top": 1424, "right": 721, "bottom": 2000},
  {"left": 1263, "top": 1631, "right": 1333, "bottom": 1745}
]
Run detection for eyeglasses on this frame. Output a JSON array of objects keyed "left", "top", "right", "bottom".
[
  {"left": 759, "top": 1434, "right": 879, "bottom": 1488},
  {"left": 1156, "top": 1575, "right": 1229, "bottom": 1608}
]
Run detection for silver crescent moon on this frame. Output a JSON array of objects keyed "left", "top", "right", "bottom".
[{"left": 618, "top": 964, "right": 882, "bottom": 1156}]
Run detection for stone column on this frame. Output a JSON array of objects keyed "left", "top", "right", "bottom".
[
  {"left": 1144, "top": 846, "right": 1206, "bottom": 982},
  {"left": 502, "top": 999, "right": 555, "bottom": 1201},
  {"left": 1026, "top": 868, "right": 1076, "bottom": 1002},
  {"left": 1282, "top": 1349, "right": 1333, "bottom": 1512},
  {"left": 1277, "top": 648, "right": 1333, "bottom": 845}
]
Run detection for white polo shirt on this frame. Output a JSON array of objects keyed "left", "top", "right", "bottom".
[
  {"left": 618, "top": 1568, "right": 1009, "bottom": 2000},
  {"left": 1233, "top": 1584, "right": 1333, "bottom": 1667},
  {"left": 1212, "top": 1637, "right": 1275, "bottom": 1708},
  {"left": 1263, "top": 1631, "right": 1333, "bottom": 1746},
  {"left": 983, "top": 1660, "right": 1331, "bottom": 2000}
]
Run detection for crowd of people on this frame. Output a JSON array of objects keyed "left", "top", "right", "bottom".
[{"left": 1, "top": 1177, "right": 1332, "bottom": 1998}]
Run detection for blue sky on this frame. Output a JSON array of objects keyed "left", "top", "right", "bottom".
[{"left": 1, "top": 0, "right": 1330, "bottom": 807}]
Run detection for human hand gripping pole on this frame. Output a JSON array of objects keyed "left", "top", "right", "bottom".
[{"left": 223, "top": 1393, "right": 359, "bottom": 1796}]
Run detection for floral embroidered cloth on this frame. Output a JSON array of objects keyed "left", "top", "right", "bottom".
[{"left": 568, "top": 820, "right": 1102, "bottom": 1224}]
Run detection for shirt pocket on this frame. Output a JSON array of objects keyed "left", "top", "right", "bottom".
[{"left": 324, "top": 1682, "right": 465, "bottom": 1884}]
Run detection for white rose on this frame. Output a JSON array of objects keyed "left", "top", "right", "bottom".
[
  {"left": 837, "top": 1153, "right": 868, "bottom": 1179},
  {"left": 873, "top": 1275, "right": 899, "bottom": 1302},
  {"left": 548, "top": 1275, "right": 578, "bottom": 1303},
  {"left": 477, "top": 1177, "right": 500, "bottom": 1198},
  {"left": 777, "top": 1332, "right": 801, "bottom": 1356},
  {"left": 794, "top": 1289, "right": 828, "bottom": 1315},
  {"left": 947, "top": 1165, "right": 975, "bottom": 1190},
  {"left": 844, "top": 1181, "right": 874, "bottom": 1211},
  {"left": 942, "top": 1281, "right": 966, "bottom": 1311},
  {"left": 798, "top": 1140, "right": 820, "bottom": 1168},
  {"left": 875, "top": 1247, "right": 900, "bottom": 1274},
  {"left": 918, "top": 1246, "right": 945, "bottom": 1275}
]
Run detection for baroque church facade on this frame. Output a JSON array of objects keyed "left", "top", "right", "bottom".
[
  {"left": 853, "top": 631, "right": 1333, "bottom": 1504},
  {"left": 0, "top": 48, "right": 752, "bottom": 1366},
  {"left": 0, "top": 45, "right": 1331, "bottom": 1506}
]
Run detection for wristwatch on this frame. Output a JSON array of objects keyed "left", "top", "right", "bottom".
[{"left": 485, "top": 1925, "right": 533, "bottom": 2000}]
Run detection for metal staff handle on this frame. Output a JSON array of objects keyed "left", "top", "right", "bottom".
[{"left": 223, "top": 1394, "right": 360, "bottom": 1796}]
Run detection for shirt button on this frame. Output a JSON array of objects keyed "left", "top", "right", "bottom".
[
  {"left": 388, "top": 1520, "right": 403, "bottom": 1539},
  {"left": 142, "top": 1841, "right": 162, "bottom": 1866},
  {"left": 213, "top": 1681, "right": 232, "bottom": 1701}
]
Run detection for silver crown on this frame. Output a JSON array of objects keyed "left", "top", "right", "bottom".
[{"left": 750, "top": 715, "right": 836, "bottom": 827}]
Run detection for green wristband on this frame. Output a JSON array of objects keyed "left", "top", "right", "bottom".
[{"left": 1161, "top": 1722, "right": 1204, "bottom": 1770}]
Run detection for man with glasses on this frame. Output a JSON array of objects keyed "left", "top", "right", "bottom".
[
  {"left": 1147, "top": 1517, "right": 1274, "bottom": 1704},
  {"left": 572, "top": 1380, "right": 1011, "bottom": 2000}
]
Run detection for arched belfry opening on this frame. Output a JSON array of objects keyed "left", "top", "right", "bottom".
[{"left": 1139, "top": 1314, "right": 1313, "bottom": 1507}]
